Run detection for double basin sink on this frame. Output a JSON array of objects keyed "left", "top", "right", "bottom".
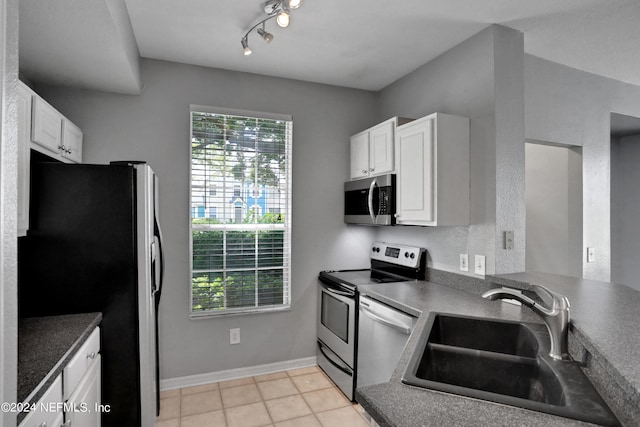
[{"left": 402, "top": 313, "right": 619, "bottom": 426}]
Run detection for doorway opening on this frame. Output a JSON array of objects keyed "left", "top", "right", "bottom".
[
  {"left": 525, "top": 141, "right": 583, "bottom": 277},
  {"left": 610, "top": 112, "right": 640, "bottom": 291}
]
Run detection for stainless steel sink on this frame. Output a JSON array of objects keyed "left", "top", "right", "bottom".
[
  {"left": 426, "top": 314, "right": 539, "bottom": 358},
  {"left": 402, "top": 313, "right": 619, "bottom": 426}
]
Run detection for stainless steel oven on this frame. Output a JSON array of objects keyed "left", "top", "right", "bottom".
[
  {"left": 317, "top": 277, "right": 357, "bottom": 400},
  {"left": 317, "top": 242, "right": 427, "bottom": 402}
]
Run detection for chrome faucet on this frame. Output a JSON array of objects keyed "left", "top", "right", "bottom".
[{"left": 482, "top": 285, "right": 571, "bottom": 360}]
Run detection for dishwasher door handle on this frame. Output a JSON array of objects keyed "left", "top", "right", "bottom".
[{"left": 359, "top": 305, "right": 412, "bottom": 334}]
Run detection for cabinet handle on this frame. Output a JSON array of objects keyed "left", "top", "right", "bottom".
[
  {"left": 370, "top": 167, "right": 375, "bottom": 172},
  {"left": 86, "top": 352, "right": 96, "bottom": 359},
  {"left": 58, "top": 145, "right": 65, "bottom": 151},
  {"left": 361, "top": 169, "right": 367, "bottom": 174}
]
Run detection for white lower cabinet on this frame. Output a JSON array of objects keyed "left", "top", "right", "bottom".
[
  {"left": 64, "top": 327, "right": 101, "bottom": 427},
  {"left": 19, "top": 327, "right": 101, "bottom": 427},
  {"left": 395, "top": 113, "right": 469, "bottom": 226},
  {"left": 19, "top": 375, "right": 63, "bottom": 427},
  {"left": 66, "top": 354, "right": 101, "bottom": 427}
]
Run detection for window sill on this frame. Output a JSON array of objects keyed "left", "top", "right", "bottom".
[{"left": 189, "top": 305, "right": 291, "bottom": 320}]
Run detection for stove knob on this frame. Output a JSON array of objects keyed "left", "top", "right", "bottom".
[
  {"left": 410, "top": 253, "right": 416, "bottom": 259},
  {"left": 404, "top": 252, "right": 409, "bottom": 258}
]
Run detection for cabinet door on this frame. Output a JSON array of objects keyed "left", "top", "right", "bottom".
[
  {"left": 61, "top": 119, "right": 83, "bottom": 163},
  {"left": 18, "top": 375, "right": 63, "bottom": 427},
  {"left": 396, "top": 118, "right": 435, "bottom": 225},
  {"left": 64, "top": 327, "right": 100, "bottom": 399},
  {"left": 32, "top": 97, "right": 63, "bottom": 155},
  {"left": 369, "top": 121, "right": 394, "bottom": 176},
  {"left": 17, "top": 84, "right": 32, "bottom": 236},
  {"left": 350, "top": 132, "right": 369, "bottom": 179},
  {"left": 66, "top": 355, "right": 101, "bottom": 427}
]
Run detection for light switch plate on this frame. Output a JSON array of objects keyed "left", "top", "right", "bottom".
[
  {"left": 474, "top": 255, "right": 486, "bottom": 276},
  {"left": 459, "top": 254, "right": 469, "bottom": 272},
  {"left": 504, "top": 231, "right": 514, "bottom": 250},
  {"left": 587, "top": 247, "right": 595, "bottom": 263}
]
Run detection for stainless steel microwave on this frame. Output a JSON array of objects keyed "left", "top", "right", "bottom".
[{"left": 344, "top": 174, "right": 396, "bottom": 225}]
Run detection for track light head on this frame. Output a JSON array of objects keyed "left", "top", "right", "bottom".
[
  {"left": 276, "top": 11, "right": 290, "bottom": 28},
  {"left": 288, "top": 0, "right": 302, "bottom": 9},
  {"left": 257, "top": 28, "right": 274, "bottom": 43},
  {"left": 241, "top": 37, "right": 252, "bottom": 55}
]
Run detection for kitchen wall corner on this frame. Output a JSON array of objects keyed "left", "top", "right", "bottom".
[{"left": 0, "top": 0, "right": 20, "bottom": 425}]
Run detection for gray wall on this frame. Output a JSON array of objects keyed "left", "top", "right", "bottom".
[
  {"left": 375, "top": 25, "right": 525, "bottom": 276},
  {"left": 525, "top": 143, "right": 583, "bottom": 277},
  {"left": 611, "top": 134, "right": 640, "bottom": 290},
  {"left": 37, "top": 59, "right": 378, "bottom": 379},
  {"left": 0, "top": 0, "right": 19, "bottom": 424},
  {"left": 525, "top": 55, "right": 640, "bottom": 282}
]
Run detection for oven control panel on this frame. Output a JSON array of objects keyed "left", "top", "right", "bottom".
[{"left": 370, "top": 242, "right": 424, "bottom": 269}]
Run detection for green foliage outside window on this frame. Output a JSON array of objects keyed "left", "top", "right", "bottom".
[{"left": 190, "top": 110, "right": 291, "bottom": 314}]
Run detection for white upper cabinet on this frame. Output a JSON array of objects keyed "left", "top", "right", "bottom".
[
  {"left": 350, "top": 131, "right": 370, "bottom": 179},
  {"left": 350, "top": 117, "right": 411, "bottom": 180},
  {"left": 395, "top": 113, "right": 469, "bottom": 226},
  {"left": 17, "top": 83, "right": 33, "bottom": 237},
  {"left": 29, "top": 84, "right": 83, "bottom": 163},
  {"left": 18, "top": 80, "right": 84, "bottom": 236},
  {"left": 369, "top": 120, "right": 395, "bottom": 176},
  {"left": 32, "top": 96, "right": 64, "bottom": 155},
  {"left": 62, "top": 119, "right": 84, "bottom": 163}
]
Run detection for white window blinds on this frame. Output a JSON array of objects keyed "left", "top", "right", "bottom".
[{"left": 190, "top": 107, "right": 292, "bottom": 316}]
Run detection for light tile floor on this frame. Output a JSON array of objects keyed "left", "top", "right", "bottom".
[{"left": 157, "top": 365, "right": 371, "bottom": 427}]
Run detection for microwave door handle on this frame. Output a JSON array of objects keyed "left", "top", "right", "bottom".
[{"left": 368, "top": 179, "right": 377, "bottom": 223}]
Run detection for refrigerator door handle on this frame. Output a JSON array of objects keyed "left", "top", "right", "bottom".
[{"left": 154, "top": 216, "right": 165, "bottom": 300}]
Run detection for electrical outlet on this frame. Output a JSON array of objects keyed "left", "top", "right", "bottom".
[
  {"left": 474, "top": 255, "right": 486, "bottom": 276},
  {"left": 230, "top": 328, "right": 240, "bottom": 345},
  {"left": 459, "top": 254, "right": 469, "bottom": 272},
  {"left": 587, "top": 247, "right": 595, "bottom": 263}
]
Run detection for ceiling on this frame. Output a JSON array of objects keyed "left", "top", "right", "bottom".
[{"left": 19, "top": 0, "right": 640, "bottom": 95}]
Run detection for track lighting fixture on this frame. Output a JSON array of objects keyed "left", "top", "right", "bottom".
[{"left": 240, "top": 0, "right": 303, "bottom": 55}]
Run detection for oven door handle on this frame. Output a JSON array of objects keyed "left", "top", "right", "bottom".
[
  {"left": 359, "top": 305, "right": 412, "bottom": 335},
  {"left": 317, "top": 341, "right": 352, "bottom": 376},
  {"left": 367, "top": 178, "right": 377, "bottom": 223},
  {"left": 322, "top": 284, "right": 355, "bottom": 298}
]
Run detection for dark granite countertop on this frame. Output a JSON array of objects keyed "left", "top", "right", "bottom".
[
  {"left": 355, "top": 271, "right": 639, "bottom": 427},
  {"left": 18, "top": 313, "right": 102, "bottom": 411}
]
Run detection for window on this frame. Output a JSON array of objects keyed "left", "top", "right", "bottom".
[{"left": 190, "top": 106, "right": 292, "bottom": 316}]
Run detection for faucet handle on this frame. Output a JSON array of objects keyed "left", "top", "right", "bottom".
[{"left": 530, "top": 284, "right": 570, "bottom": 311}]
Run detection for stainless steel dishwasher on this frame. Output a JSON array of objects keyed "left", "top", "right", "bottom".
[{"left": 357, "top": 295, "right": 417, "bottom": 389}]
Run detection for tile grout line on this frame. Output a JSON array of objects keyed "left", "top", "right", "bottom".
[{"left": 249, "top": 375, "right": 275, "bottom": 427}]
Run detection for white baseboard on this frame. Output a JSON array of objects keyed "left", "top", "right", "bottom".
[{"left": 160, "top": 356, "right": 318, "bottom": 391}]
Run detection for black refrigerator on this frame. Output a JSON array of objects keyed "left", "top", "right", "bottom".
[{"left": 18, "top": 159, "right": 164, "bottom": 426}]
